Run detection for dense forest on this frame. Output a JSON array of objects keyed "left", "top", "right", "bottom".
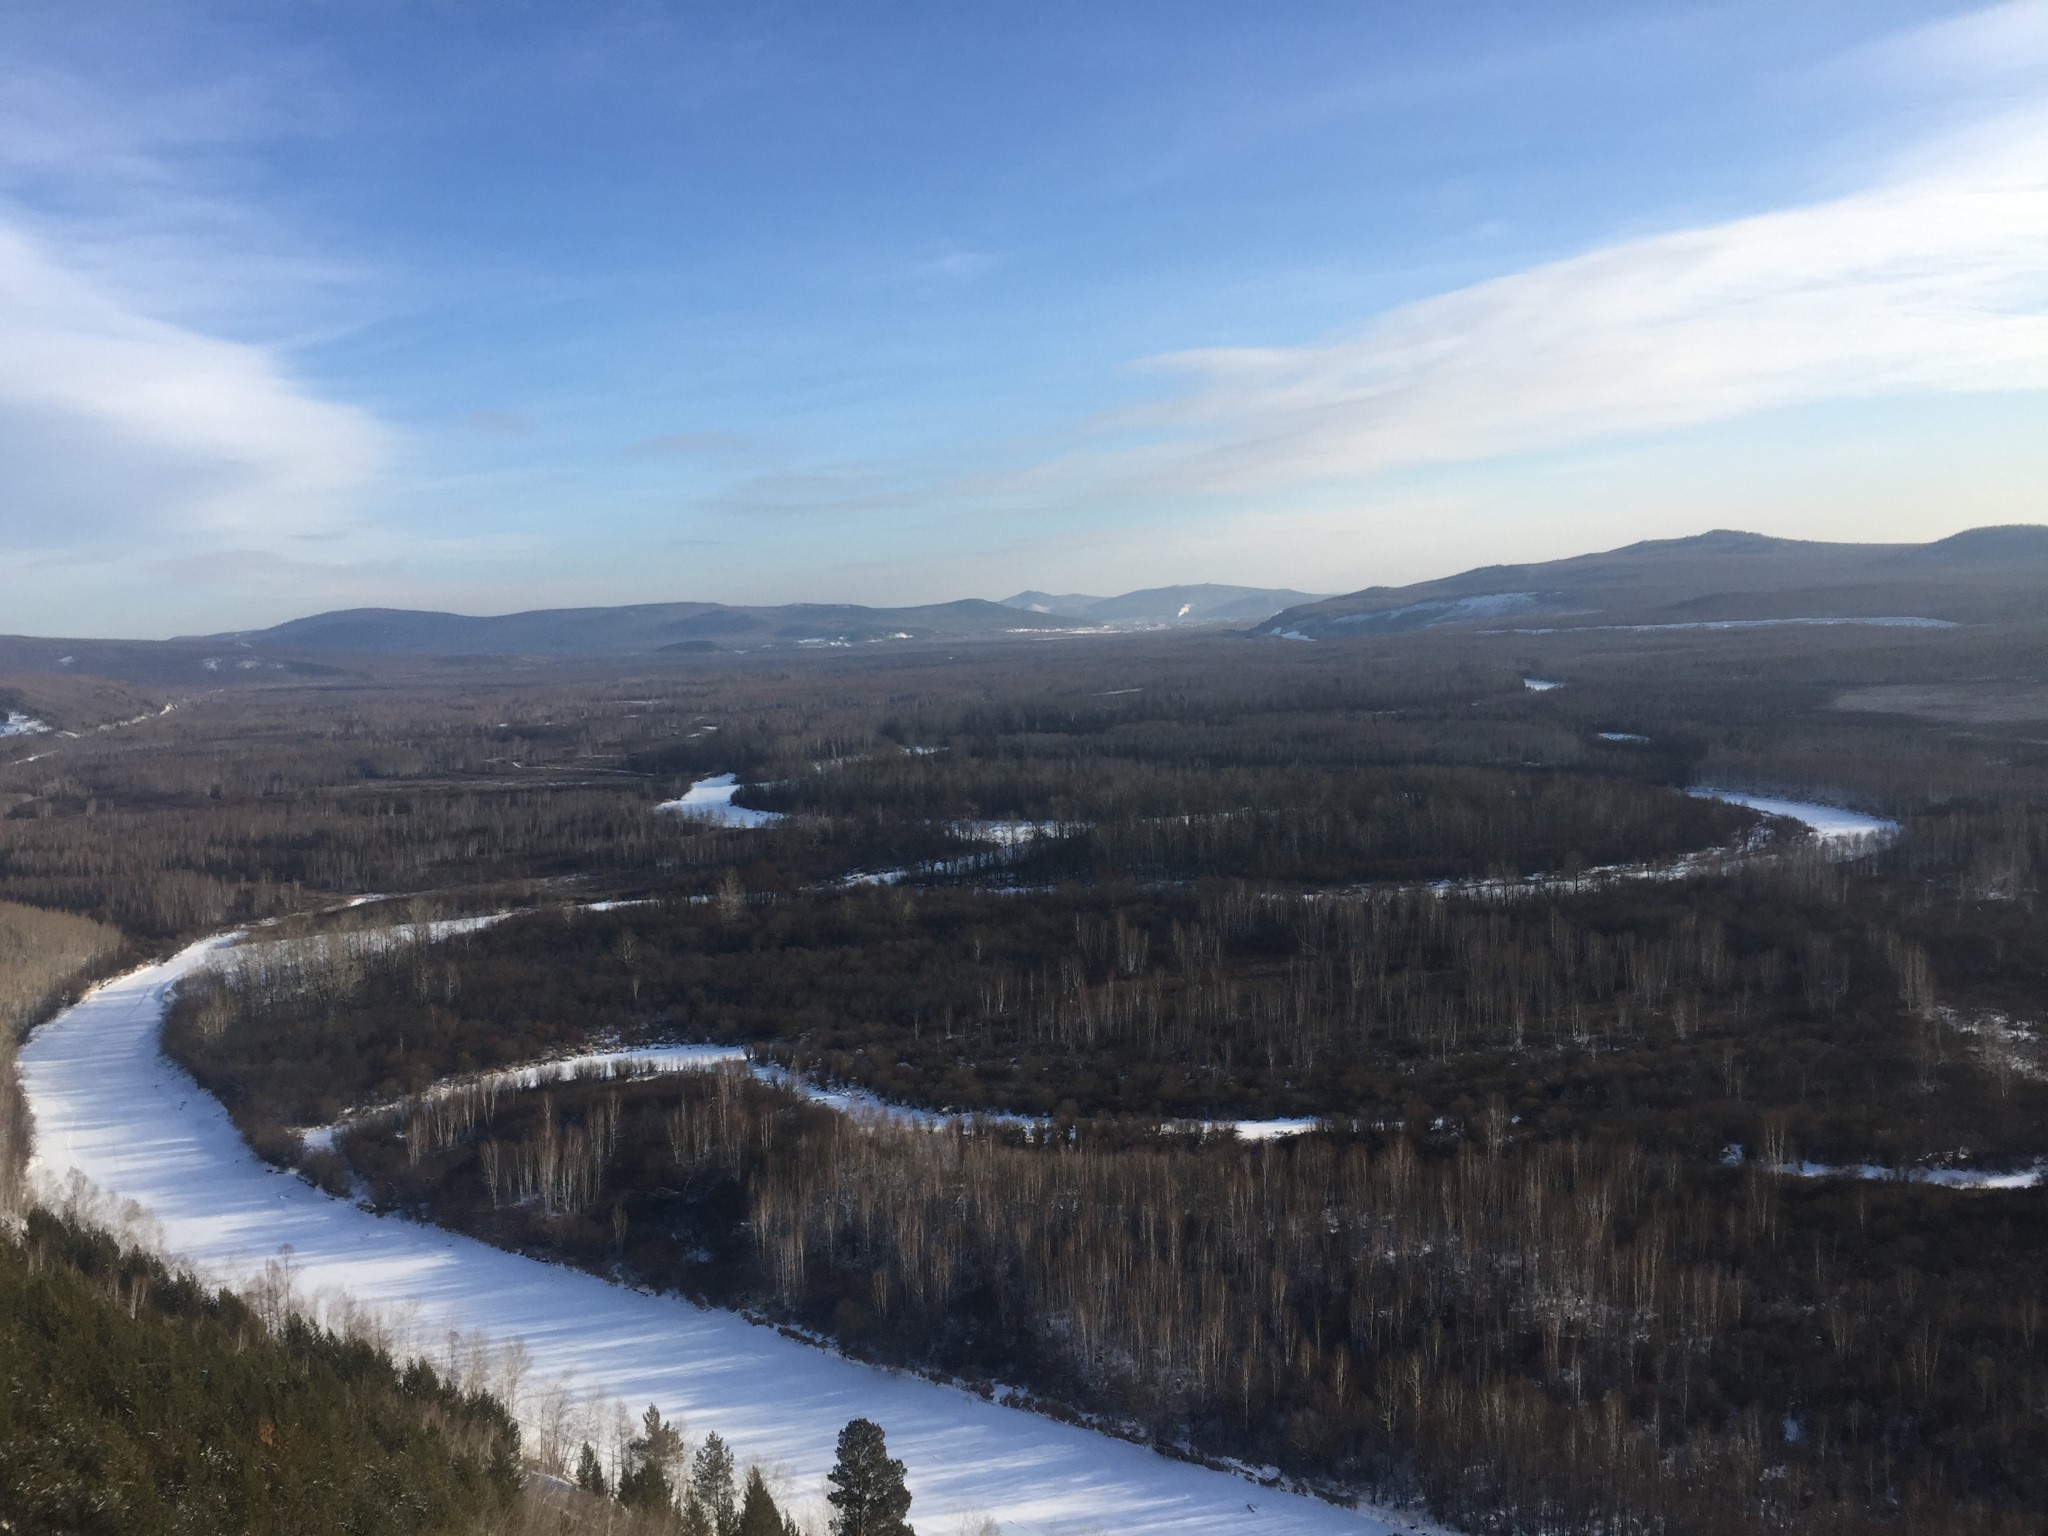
[
  {"left": 0, "top": 899, "right": 127, "bottom": 1217},
  {"left": 334, "top": 1065, "right": 2045, "bottom": 1535},
  {"left": 0, "top": 1208, "right": 520, "bottom": 1534},
  {"left": 9, "top": 618, "right": 2048, "bottom": 1532},
  {"left": 0, "top": 1204, "right": 846, "bottom": 1535},
  {"left": 173, "top": 856, "right": 2048, "bottom": 1167}
]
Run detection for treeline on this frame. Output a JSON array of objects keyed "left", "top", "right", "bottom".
[
  {"left": 1, "top": 1203, "right": 835, "bottom": 1535},
  {"left": 175, "top": 868, "right": 2048, "bottom": 1169},
  {"left": 745, "top": 758, "right": 1755, "bottom": 883},
  {"left": 0, "top": 899, "right": 126, "bottom": 1215},
  {"left": 351, "top": 1068, "right": 2046, "bottom": 1536}
]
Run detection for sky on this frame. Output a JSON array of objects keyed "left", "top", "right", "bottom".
[{"left": 1, "top": 1, "right": 2044, "bottom": 637}]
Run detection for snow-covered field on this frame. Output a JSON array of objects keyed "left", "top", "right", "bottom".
[
  {"left": 655, "top": 773, "right": 784, "bottom": 828},
  {"left": 1685, "top": 788, "right": 1897, "bottom": 843},
  {"left": 1, "top": 710, "right": 51, "bottom": 737},
  {"left": 21, "top": 942, "right": 1434, "bottom": 1536}
]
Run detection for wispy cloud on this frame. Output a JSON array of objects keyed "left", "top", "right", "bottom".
[
  {"left": 0, "top": 51, "right": 385, "bottom": 558},
  {"left": 0, "top": 221, "right": 385, "bottom": 546},
  {"left": 1098, "top": 103, "right": 2048, "bottom": 501}
]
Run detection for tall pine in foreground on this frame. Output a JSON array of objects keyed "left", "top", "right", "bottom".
[
  {"left": 687, "top": 1431, "right": 738, "bottom": 1535},
  {"left": 825, "top": 1418, "right": 914, "bottom": 1536},
  {"left": 737, "top": 1465, "right": 791, "bottom": 1536}
]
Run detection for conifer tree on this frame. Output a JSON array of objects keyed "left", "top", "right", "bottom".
[
  {"left": 575, "top": 1441, "right": 609, "bottom": 1499},
  {"left": 825, "top": 1418, "right": 914, "bottom": 1536},
  {"left": 736, "top": 1465, "right": 787, "bottom": 1536},
  {"left": 618, "top": 1402, "right": 686, "bottom": 1513},
  {"left": 692, "top": 1431, "right": 739, "bottom": 1535}
]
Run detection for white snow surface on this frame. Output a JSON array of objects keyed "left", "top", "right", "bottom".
[
  {"left": 1596, "top": 732, "right": 1649, "bottom": 744},
  {"left": 1212, "top": 1118, "right": 1322, "bottom": 1141},
  {"left": 20, "top": 941, "right": 1428, "bottom": 1536},
  {"left": 654, "top": 773, "right": 784, "bottom": 828},
  {"left": 1, "top": 711, "right": 51, "bottom": 737},
  {"left": 1685, "top": 788, "right": 1898, "bottom": 844},
  {"left": 1521, "top": 678, "right": 1563, "bottom": 691},
  {"left": 951, "top": 817, "right": 1070, "bottom": 847},
  {"left": 1775, "top": 1159, "right": 2045, "bottom": 1189}
]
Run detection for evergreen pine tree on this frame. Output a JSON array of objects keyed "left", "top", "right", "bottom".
[
  {"left": 575, "top": 1440, "right": 609, "bottom": 1499},
  {"left": 825, "top": 1418, "right": 914, "bottom": 1536},
  {"left": 736, "top": 1466, "right": 786, "bottom": 1536},
  {"left": 618, "top": 1403, "right": 685, "bottom": 1514},
  {"left": 692, "top": 1431, "right": 739, "bottom": 1535}
]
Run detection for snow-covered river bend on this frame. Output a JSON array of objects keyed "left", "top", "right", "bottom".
[
  {"left": 17, "top": 787, "right": 1897, "bottom": 1530},
  {"left": 20, "top": 939, "right": 1437, "bottom": 1536}
]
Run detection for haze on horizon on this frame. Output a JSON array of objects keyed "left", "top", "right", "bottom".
[{"left": 2, "top": 0, "right": 2045, "bottom": 639}]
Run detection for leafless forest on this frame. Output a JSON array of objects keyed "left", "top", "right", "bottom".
[{"left": 10, "top": 617, "right": 2048, "bottom": 1533}]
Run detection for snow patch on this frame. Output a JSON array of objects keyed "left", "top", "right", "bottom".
[
  {"left": 1773, "top": 1159, "right": 2045, "bottom": 1190},
  {"left": 1522, "top": 678, "right": 1563, "bottom": 692},
  {"left": 0, "top": 711, "right": 51, "bottom": 737},
  {"left": 1685, "top": 788, "right": 1897, "bottom": 844},
  {"left": 655, "top": 773, "right": 784, "bottom": 828},
  {"left": 1325, "top": 593, "right": 1541, "bottom": 631},
  {"left": 950, "top": 818, "right": 1069, "bottom": 847}
]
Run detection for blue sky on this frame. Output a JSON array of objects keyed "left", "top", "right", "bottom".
[{"left": 2, "top": 1, "right": 2044, "bottom": 635}]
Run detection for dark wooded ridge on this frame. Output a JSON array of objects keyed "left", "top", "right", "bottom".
[{"left": 0, "top": 1209, "right": 521, "bottom": 1534}]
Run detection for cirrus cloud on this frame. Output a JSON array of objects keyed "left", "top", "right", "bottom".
[
  {"left": 0, "top": 218, "right": 385, "bottom": 548},
  {"left": 1107, "top": 104, "right": 2048, "bottom": 501}
]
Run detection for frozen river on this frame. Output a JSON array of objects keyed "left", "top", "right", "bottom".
[
  {"left": 1684, "top": 787, "right": 1898, "bottom": 843},
  {"left": 20, "top": 938, "right": 1435, "bottom": 1536}
]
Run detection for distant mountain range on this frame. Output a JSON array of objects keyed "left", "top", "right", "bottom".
[
  {"left": 4, "top": 529, "right": 2044, "bottom": 684},
  {"left": 175, "top": 584, "right": 1325, "bottom": 661},
  {"left": 1254, "top": 526, "right": 2048, "bottom": 640},
  {"left": 999, "top": 584, "right": 1324, "bottom": 626},
  {"left": 207, "top": 598, "right": 1064, "bottom": 656}
]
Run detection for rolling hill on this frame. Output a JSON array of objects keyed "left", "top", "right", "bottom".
[
  {"left": 1254, "top": 526, "right": 2048, "bottom": 639},
  {"left": 1000, "top": 584, "right": 1324, "bottom": 625}
]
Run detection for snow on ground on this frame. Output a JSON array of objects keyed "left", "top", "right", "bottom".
[
  {"left": 318, "top": 1036, "right": 1326, "bottom": 1150},
  {"left": 20, "top": 944, "right": 1432, "bottom": 1536},
  {"left": 1212, "top": 1118, "right": 1322, "bottom": 1141},
  {"left": 1775, "top": 1160, "right": 2045, "bottom": 1189},
  {"left": 1405, "top": 788, "right": 1891, "bottom": 903},
  {"left": 1325, "top": 593, "right": 1539, "bottom": 629},
  {"left": 1596, "top": 732, "right": 1649, "bottom": 744},
  {"left": 1, "top": 711, "right": 52, "bottom": 737},
  {"left": 1685, "top": 788, "right": 1898, "bottom": 844},
  {"left": 654, "top": 773, "right": 784, "bottom": 828},
  {"left": 300, "top": 1043, "right": 755, "bottom": 1149},
  {"left": 951, "top": 818, "right": 1070, "bottom": 847},
  {"left": 1521, "top": 678, "right": 1563, "bottom": 691}
]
